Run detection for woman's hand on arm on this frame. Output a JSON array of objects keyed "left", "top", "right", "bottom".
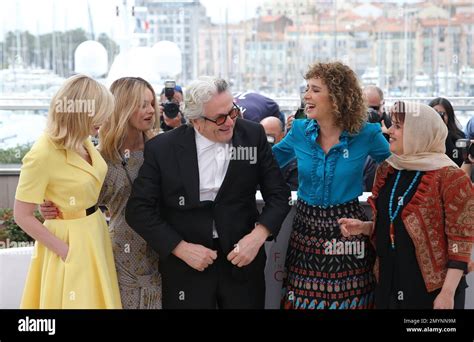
[
  {"left": 39, "top": 200, "right": 59, "bottom": 220},
  {"left": 338, "top": 218, "right": 373, "bottom": 237}
]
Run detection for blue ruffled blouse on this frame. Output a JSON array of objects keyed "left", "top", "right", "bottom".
[{"left": 272, "top": 119, "right": 391, "bottom": 207}]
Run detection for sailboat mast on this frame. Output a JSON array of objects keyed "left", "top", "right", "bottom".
[{"left": 87, "top": 0, "right": 95, "bottom": 40}]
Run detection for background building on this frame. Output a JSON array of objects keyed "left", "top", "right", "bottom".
[{"left": 139, "top": 0, "right": 209, "bottom": 83}]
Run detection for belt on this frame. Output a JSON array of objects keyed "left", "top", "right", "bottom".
[{"left": 57, "top": 204, "right": 99, "bottom": 220}]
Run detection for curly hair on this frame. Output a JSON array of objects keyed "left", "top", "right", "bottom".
[{"left": 305, "top": 61, "right": 366, "bottom": 134}]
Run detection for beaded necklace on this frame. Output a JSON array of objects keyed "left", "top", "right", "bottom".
[{"left": 388, "top": 170, "right": 422, "bottom": 249}]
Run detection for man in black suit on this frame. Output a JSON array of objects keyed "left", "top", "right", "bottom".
[{"left": 125, "top": 77, "right": 290, "bottom": 309}]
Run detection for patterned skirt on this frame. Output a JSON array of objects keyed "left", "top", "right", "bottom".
[{"left": 281, "top": 199, "right": 375, "bottom": 309}]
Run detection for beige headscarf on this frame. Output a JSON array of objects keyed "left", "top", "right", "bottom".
[{"left": 386, "top": 101, "right": 458, "bottom": 171}]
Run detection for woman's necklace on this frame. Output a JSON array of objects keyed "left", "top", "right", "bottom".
[{"left": 388, "top": 170, "right": 422, "bottom": 249}]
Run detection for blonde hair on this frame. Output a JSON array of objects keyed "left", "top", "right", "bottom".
[
  {"left": 99, "top": 77, "right": 159, "bottom": 162},
  {"left": 46, "top": 74, "right": 114, "bottom": 152},
  {"left": 305, "top": 62, "right": 366, "bottom": 134}
]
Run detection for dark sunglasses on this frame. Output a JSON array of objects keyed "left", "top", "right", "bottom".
[
  {"left": 369, "top": 105, "right": 380, "bottom": 111},
  {"left": 202, "top": 103, "right": 240, "bottom": 126},
  {"left": 436, "top": 110, "right": 446, "bottom": 118}
]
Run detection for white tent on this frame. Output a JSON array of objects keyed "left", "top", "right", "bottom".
[
  {"left": 152, "top": 40, "right": 182, "bottom": 79},
  {"left": 74, "top": 41, "right": 109, "bottom": 77},
  {"left": 106, "top": 42, "right": 182, "bottom": 90}
]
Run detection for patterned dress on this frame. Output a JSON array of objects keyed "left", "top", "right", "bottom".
[
  {"left": 273, "top": 119, "right": 391, "bottom": 309},
  {"left": 99, "top": 150, "right": 162, "bottom": 309},
  {"left": 282, "top": 199, "right": 374, "bottom": 309}
]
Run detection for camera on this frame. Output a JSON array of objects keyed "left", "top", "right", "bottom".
[
  {"left": 294, "top": 83, "right": 307, "bottom": 119},
  {"left": 367, "top": 107, "right": 382, "bottom": 123},
  {"left": 455, "top": 139, "right": 474, "bottom": 163},
  {"left": 294, "top": 106, "right": 306, "bottom": 120},
  {"left": 162, "top": 80, "right": 180, "bottom": 119}
]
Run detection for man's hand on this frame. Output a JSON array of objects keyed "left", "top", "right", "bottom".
[
  {"left": 380, "top": 120, "right": 389, "bottom": 135},
  {"left": 227, "top": 224, "right": 270, "bottom": 267},
  {"left": 39, "top": 200, "right": 59, "bottom": 220},
  {"left": 172, "top": 241, "right": 217, "bottom": 271},
  {"left": 286, "top": 114, "right": 295, "bottom": 133}
]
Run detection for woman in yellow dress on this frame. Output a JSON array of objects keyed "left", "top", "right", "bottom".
[
  {"left": 40, "top": 77, "right": 163, "bottom": 309},
  {"left": 13, "top": 74, "right": 122, "bottom": 309}
]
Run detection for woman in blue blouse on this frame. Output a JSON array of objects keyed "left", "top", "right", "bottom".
[{"left": 273, "top": 62, "right": 391, "bottom": 309}]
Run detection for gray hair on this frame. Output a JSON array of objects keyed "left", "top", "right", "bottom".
[
  {"left": 183, "top": 76, "right": 229, "bottom": 124},
  {"left": 364, "top": 85, "right": 384, "bottom": 100}
]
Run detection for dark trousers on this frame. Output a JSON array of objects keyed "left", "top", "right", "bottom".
[{"left": 161, "top": 239, "right": 266, "bottom": 309}]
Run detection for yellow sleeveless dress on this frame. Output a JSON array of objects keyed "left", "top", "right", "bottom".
[{"left": 15, "top": 134, "right": 122, "bottom": 309}]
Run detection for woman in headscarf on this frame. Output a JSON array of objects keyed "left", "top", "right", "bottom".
[{"left": 339, "top": 101, "right": 473, "bottom": 309}]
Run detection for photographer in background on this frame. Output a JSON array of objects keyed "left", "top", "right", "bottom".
[
  {"left": 233, "top": 92, "right": 282, "bottom": 124},
  {"left": 362, "top": 85, "right": 392, "bottom": 191},
  {"left": 260, "top": 116, "right": 298, "bottom": 191},
  {"left": 465, "top": 116, "right": 474, "bottom": 140},
  {"left": 364, "top": 85, "right": 391, "bottom": 139},
  {"left": 285, "top": 83, "right": 306, "bottom": 133},
  {"left": 462, "top": 117, "right": 474, "bottom": 180},
  {"left": 160, "top": 81, "right": 185, "bottom": 132}
]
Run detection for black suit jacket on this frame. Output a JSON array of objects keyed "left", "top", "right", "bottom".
[{"left": 125, "top": 118, "right": 290, "bottom": 280}]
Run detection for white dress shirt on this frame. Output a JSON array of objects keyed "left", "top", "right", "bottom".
[{"left": 194, "top": 128, "right": 232, "bottom": 238}]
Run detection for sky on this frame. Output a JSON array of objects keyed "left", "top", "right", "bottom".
[{"left": 0, "top": 0, "right": 262, "bottom": 38}]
